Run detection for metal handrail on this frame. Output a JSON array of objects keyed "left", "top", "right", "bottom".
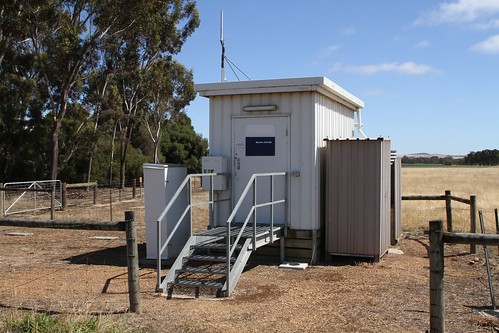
[
  {"left": 156, "top": 172, "right": 221, "bottom": 291},
  {"left": 225, "top": 172, "right": 286, "bottom": 296}
]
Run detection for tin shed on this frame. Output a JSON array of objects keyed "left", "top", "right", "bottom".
[
  {"left": 195, "top": 77, "right": 364, "bottom": 262},
  {"left": 324, "top": 138, "right": 392, "bottom": 261}
]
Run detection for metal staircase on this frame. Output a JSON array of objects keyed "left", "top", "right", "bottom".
[
  {"left": 160, "top": 224, "right": 283, "bottom": 297},
  {"left": 155, "top": 172, "right": 287, "bottom": 298}
]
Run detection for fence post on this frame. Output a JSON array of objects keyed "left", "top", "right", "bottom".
[
  {"left": 429, "top": 220, "right": 445, "bottom": 333},
  {"left": 132, "top": 179, "right": 136, "bottom": 199},
  {"left": 470, "top": 195, "right": 477, "bottom": 254},
  {"left": 495, "top": 208, "right": 499, "bottom": 253},
  {"left": 0, "top": 183, "right": 4, "bottom": 218},
  {"left": 62, "top": 182, "right": 67, "bottom": 210},
  {"left": 125, "top": 211, "right": 141, "bottom": 313},
  {"left": 50, "top": 184, "right": 55, "bottom": 220},
  {"left": 445, "top": 190, "right": 452, "bottom": 232},
  {"left": 93, "top": 185, "right": 97, "bottom": 205}
]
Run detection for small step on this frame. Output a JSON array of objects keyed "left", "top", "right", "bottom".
[
  {"left": 176, "top": 266, "right": 227, "bottom": 275},
  {"left": 186, "top": 254, "right": 236, "bottom": 263},
  {"left": 172, "top": 279, "right": 224, "bottom": 289},
  {"left": 191, "top": 242, "right": 242, "bottom": 251}
]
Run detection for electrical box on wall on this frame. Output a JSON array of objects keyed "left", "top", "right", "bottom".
[{"left": 202, "top": 156, "right": 227, "bottom": 190}]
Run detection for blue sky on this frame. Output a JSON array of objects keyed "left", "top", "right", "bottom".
[{"left": 177, "top": 1, "right": 499, "bottom": 156}]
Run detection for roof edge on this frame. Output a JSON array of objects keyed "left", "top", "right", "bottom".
[{"left": 194, "top": 76, "right": 364, "bottom": 109}]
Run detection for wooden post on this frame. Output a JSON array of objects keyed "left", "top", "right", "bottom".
[
  {"left": 0, "top": 183, "right": 4, "bottom": 218},
  {"left": 470, "top": 196, "right": 477, "bottom": 254},
  {"left": 429, "top": 220, "right": 445, "bottom": 333},
  {"left": 125, "top": 211, "right": 141, "bottom": 313},
  {"left": 62, "top": 182, "right": 67, "bottom": 210},
  {"left": 495, "top": 208, "right": 499, "bottom": 254},
  {"left": 445, "top": 190, "right": 452, "bottom": 232},
  {"left": 93, "top": 185, "right": 97, "bottom": 205},
  {"left": 132, "top": 179, "right": 136, "bottom": 199},
  {"left": 50, "top": 184, "right": 55, "bottom": 220}
]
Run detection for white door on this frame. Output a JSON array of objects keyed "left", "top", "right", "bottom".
[{"left": 232, "top": 116, "right": 289, "bottom": 225}]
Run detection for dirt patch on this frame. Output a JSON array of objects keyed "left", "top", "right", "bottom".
[{"left": 0, "top": 202, "right": 498, "bottom": 332}]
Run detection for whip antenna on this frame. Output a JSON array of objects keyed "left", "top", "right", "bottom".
[{"left": 220, "top": 11, "right": 226, "bottom": 82}]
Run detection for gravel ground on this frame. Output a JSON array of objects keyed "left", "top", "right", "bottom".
[{"left": 1, "top": 203, "right": 499, "bottom": 332}]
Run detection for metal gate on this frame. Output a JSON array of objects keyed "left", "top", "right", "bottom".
[{"left": 2, "top": 180, "right": 62, "bottom": 216}]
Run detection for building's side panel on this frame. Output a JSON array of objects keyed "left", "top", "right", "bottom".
[
  {"left": 208, "top": 96, "right": 233, "bottom": 225},
  {"left": 312, "top": 94, "right": 356, "bottom": 233},
  {"left": 289, "top": 92, "right": 317, "bottom": 230},
  {"left": 315, "top": 94, "right": 355, "bottom": 146},
  {"left": 391, "top": 157, "right": 402, "bottom": 245},
  {"left": 380, "top": 140, "right": 392, "bottom": 255}
]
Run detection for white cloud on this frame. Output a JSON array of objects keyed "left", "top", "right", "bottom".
[
  {"left": 415, "top": 0, "right": 499, "bottom": 27},
  {"left": 321, "top": 45, "right": 341, "bottom": 55},
  {"left": 471, "top": 34, "right": 499, "bottom": 54},
  {"left": 330, "top": 62, "right": 439, "bottom": 75},
  {"left": 474, "top": 19, "right": 499, "bottom": 30},
  {"left": 340, "top": 26, "right": 356, "bottom": 36},
  {"left": 414, "top": 40, "right": 430, "bottom": 49},
  {"left": 364, "top": 89, "right": 385, "bottom": 97}
]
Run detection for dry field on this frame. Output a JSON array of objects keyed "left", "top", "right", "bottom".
[
  {"left": 402, "top": 166, "right": 499, "bottom": 233},
  {"left": 1, "top": 167, "right": 499, "bottom": 332}
]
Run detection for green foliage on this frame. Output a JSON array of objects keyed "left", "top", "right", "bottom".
[
  {"left": 161, "top": 114, "right": 208, "bottom": 173},
  {"left": 464, "top": 149, "right": 499, "bottom": 166},
  {"left": 401, "top": 155, "right": 464, "bottom": 166},
  {"left": 0, "top": 0, "right": 202, "bottom": 184}
]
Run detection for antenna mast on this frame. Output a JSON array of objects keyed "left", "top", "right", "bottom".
[{"left": 220, "top": 11, "right": 226, "bottom": 82}]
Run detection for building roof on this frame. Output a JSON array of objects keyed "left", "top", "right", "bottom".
[{"left": 195, "top": 76, "right": 365, "bottom": 110}]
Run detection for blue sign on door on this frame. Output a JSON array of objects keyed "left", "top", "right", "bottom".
[{"left": 246, "top": 137, "right": 275, "bottom": 156}]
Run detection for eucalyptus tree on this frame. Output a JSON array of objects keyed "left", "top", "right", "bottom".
[
  {"left": 142, "top": 58, "right": 195, "bottom": 163},
  {"left": 19, "top": 0, "right": 137, "bottom": 180},
  {"left": 108, "top": 0, "right": 199, "bottom": 187}
]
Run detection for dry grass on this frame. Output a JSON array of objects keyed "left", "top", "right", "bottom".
[{"left": 402, "top": 166, "right": 499, "bottom": 233}]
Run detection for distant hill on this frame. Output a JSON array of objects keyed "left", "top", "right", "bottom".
[{"left": 403, "top": 153, "right": 465, "bottom": 160}]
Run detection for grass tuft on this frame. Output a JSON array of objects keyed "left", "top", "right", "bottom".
[{"left": 0, "top": 311, "right": 143, "bottom": 333}]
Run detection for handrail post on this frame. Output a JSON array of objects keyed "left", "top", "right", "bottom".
[
  {"left": 188, "top": 176, "right": 192, "bottom": 236},
  {"left": 429, "top": 220, "right": 444, "bottom": 333},
  {"left": 209, "top": 176, "right": 214, "bottom": 229},
  {"left": 445, "top": 190, "right": 452, "bottom": 232},
  {"left": 253, "top": 178, "right": 257, "bottom": 250},
  {"left": 226, "top": 221, "right": 231, "bottom": 297},
  {"left": 125, "top": 211, "right": 141, "bottom": 313},
  {"left": 156, "top": 218, "right": 162, "bottom": 292},
  {"left": 470, "top": 195, "right": 477, "bottom": 254},
  {"left": 270, "top": 175, "right": 274, "bottom": 243}
]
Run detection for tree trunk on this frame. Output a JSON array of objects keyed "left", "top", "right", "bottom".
[
  {"left": 119, "top": 140, "right": 127, "bottom": 189},
  {"left": 153, "top": 140, "right": 159, "bottom": 163},
  {"left": 50, "top": 119, "right": 61, "bottom": 180}
]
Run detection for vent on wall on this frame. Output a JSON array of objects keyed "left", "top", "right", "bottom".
[{"left": 243, "top": 105, "right": 278, "bottom": 112}]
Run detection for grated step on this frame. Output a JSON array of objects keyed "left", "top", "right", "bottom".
[
  {"left": 172, "top": 279, "right": 224, "bottom": 289},
  {"left": 191, "top": 242, "right": 242, "bottom": 251},
  {"left": 177, "top": 266, "right": 227, "bottom": 275},
  {"left": 186, "top": 254, "right": 236, "bottom": 263}
]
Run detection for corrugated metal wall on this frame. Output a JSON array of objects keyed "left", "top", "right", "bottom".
[
  {"left": 391, "top": 157, "right": 402, "bottom": 245},
  {"left": 325, "top": 138, "right": 391, "bottom": 260},
  {"left": 208, "top": 91, "right": 356, "bottom": 231}
]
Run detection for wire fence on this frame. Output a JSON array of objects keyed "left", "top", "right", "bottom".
[{"left": 1, "top": 179, "right": 145, "bottom": 217}]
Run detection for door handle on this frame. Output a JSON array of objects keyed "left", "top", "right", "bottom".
[{"left": 235, "top": 157, "right": 240, "bottom": 170}]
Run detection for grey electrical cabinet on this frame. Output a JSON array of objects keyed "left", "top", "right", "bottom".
[
  {"left": 325, "top": 138, "right": 391, "bottom": 261},
  {"left": 143, "top": 163, "right": 188, "bottom": 259}
]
